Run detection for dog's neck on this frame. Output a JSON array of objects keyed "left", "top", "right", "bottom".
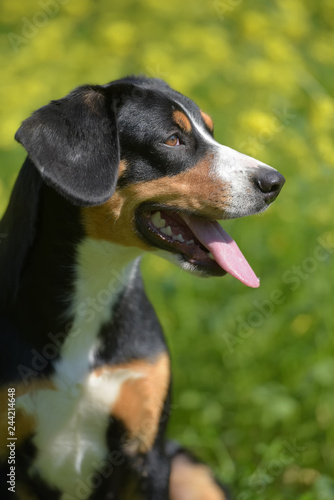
[
  {"left": 55, "top": 238, "right": 143, "bottom": 385},
  {"left": 7, "top": 184, "right": 143, "bottom": 365}
]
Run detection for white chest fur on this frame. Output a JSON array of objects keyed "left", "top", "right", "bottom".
[{"left": 16, "top": 239, "right": 143, "bottom": 498}]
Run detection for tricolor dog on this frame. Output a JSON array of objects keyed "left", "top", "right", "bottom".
[{"left": 0, "top": 76, "right": 284, "bottom": 499}]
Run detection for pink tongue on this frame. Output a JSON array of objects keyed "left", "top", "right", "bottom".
[{"left": 182, "top": 214, "right": 260, "bottom": 288}]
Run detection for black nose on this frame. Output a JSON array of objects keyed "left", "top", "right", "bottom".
[{"left": 255, "top": 168, "right": 285, "bottom": 204}]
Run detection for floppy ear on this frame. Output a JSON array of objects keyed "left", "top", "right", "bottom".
[{"left": 15, "top": 85, "right": 119, "bottom": 206}]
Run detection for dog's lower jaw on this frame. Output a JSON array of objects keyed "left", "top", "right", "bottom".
[{"left": 155, "top": 249, "right": 225, "bottom": 278}]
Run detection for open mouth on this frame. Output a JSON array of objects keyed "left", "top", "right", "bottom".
[{"left": 136, "top": 205, "right": 260, "bottom": 288}]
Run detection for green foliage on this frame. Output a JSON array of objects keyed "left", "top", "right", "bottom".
[{"left": 1, "top": 0, "right": 333, "bottom": 497}]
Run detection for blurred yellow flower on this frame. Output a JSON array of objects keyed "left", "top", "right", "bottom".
[
  {"left": 316, "top": 136, "right": 334, "bottom": 166},
  {"left": 320, "top": 0, "right": 334, "bottom": 28},
  {"left": 310, "top": 34, "right": 334, "bottom": 65},
  {"left": 247, "top": 59, "right": 274, "bottom": 86},
  {"left": 277, "top": 0, "right": 310, "bottom": 40},
  {"left": 0, "top": 116, "right": 23, "bottom": 149},
  {"left": 312, "top": 96, "right": 334, "bottom": 121},
  {"left": 241, "top": 10, "right": 270, "bottom": 40},
  {"left": 63, "top": 0, "right": 92, "bottom": 17},
  {"left": 239, "top": 110, "right": 278, "bottom": 135},
  {"left": 312, "top": 204, "right": 333, "bottom": 225},
  {"left": 101, "top": 21, "right": 136, "bottom": 56},
  {"left": 265, "top": 38, "right": 296, "bottom": 63},
  {"left": 291, "top": 314, "right": 313, "bottom": 336}
]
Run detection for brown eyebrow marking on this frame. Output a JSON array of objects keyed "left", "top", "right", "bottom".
[
  {"left": 200, "top": 111, "right": 214, "bottom": 132},
  {"left": 172, "top": 110, "right": 192, "bottom": 134},
  {"left": 117, "top": 159, "right": 127, "bottom": 178}
]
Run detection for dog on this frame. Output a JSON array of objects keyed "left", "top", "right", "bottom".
[{"left": 0, "top": 76, "right": 284, "bottom": 499}]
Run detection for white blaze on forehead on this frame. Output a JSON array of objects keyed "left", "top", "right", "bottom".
[{"left": 188, "top": 111, "right": 270, "bottom": 175}]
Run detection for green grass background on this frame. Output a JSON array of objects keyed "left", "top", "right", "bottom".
[{"left": 1, "top": 1, "right": 334, "bottom": 498}]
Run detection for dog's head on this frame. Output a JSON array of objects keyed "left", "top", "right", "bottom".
[{"left": 15, "top": 76, "right": 284, "bottom": 286}]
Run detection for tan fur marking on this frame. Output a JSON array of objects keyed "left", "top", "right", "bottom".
[
  {"left": 201, "top": 111, "right": 214, "bottom": 132},
  {"left": 82, "top": 155, "right": 231, "bottom": 248},
  {"left": 94, "top": 353, "right": 170, "bottom": 454},
  {"left": 0, "top": 379, "right": 55, "bottom": 458},
  {"left": 173, "top": 110, "right": 192, "bottom": 134},
  {"left": 118, "top": 159, "right": 127, "bottom": 178},
  {"left": 170, "top": 454, "right": 227, "bottom": 500}
]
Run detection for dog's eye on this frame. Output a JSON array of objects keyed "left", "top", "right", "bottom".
[{"left": 165, "top": 134, "right": 181, "bottom": 147}]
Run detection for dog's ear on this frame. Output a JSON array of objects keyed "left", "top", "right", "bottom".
[{"left": 15, "top": 85, "right": 119, "bottom": 206}]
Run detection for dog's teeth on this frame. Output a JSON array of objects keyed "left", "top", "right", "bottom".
[
  {"left": 161, "top": 226, "right": 173, "bottom": 236},
  {"left": 173, "top": 234, "right": 185, "bottom": 242},
  {"left": 186, "top": 239, "right": 194, "bottom": 245},
  {"left": 208, "top": 252, "right": 215, "bottom": 260},
  {"left": 151, "top": 211, "right": 166, "bottom": 228}
]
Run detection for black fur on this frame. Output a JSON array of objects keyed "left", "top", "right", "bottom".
[
  {"left": 0, "top": 175, "right": 84, "bottom": 386},
  {"left": 0, "top": 158, "right": 42, "bottom": 312},
  {"left": 0, "top": 76, "right": 234, "bottom": 500},
  {"left": 95, "top": 269, "right": 167, "bottom": 367}
]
